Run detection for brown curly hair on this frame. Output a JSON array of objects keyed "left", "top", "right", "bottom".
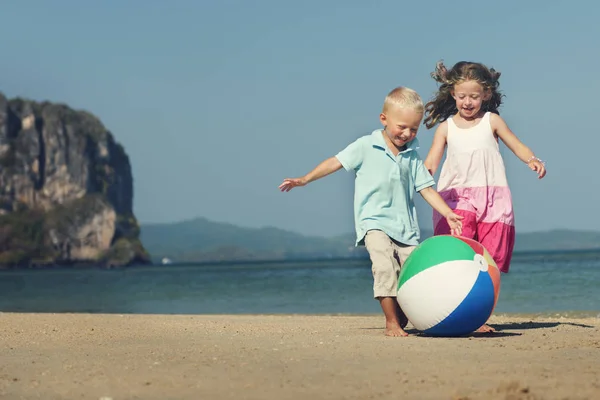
[{"left": 423, "top": 60, "right": 504, "bottom": 129}]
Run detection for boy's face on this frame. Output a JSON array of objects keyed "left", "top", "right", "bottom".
[{"left": 379, "top": 105, "right": 423, "bottom": 150}]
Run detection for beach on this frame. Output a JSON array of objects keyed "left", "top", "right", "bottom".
[{"left": 1, "top": 313, "right": 599, "bottom": 399}]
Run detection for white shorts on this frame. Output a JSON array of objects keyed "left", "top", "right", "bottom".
[{"left": 364, "top": 229, "right": 416, "bottom": 298}]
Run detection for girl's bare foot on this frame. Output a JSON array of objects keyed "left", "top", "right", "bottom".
[{"left": 476, "top": 324, "right": 496, "bottom": 333}]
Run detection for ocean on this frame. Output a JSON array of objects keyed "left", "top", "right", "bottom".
[{"left": 1, "top": 251, "right": 599, "bottom": 317}]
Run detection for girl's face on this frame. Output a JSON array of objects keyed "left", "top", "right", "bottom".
[{"left": 451, "top": 80, "right": 490, "bottom": 120}]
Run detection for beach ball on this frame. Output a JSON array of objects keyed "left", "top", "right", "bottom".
[{"left": 396, "top": 235, "right": 501, "bottom": 337}]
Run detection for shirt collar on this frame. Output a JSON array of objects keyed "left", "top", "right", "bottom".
[{"left": 370, "top": 129, "right": 420, "bottom": 154}]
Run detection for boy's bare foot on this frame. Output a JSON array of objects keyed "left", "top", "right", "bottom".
[
  {"left": 476, "top": 324, "right": 496, "bottom": 333},
  {"left": 378, "top": 297, "right": 409, "bottom": 337},
  {"left": 385, "top": 322, "right": 409, "bottom": 337}
]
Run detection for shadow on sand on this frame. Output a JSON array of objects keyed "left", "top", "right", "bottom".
[
  {"left": 490, "top": 320, "right": 595, "bottom": 331},
  {"left": 412, "top": 329, "right": 522, "bottom": 338},
  {"left": 360, "top": 319, "right": 596, "bottom": 338},
  {"left": 359, "top": 327, "right": 521, "bottom": 338}
]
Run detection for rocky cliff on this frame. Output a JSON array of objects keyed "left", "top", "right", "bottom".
[{"left": 0, "top": 92, "right": 150, "bottom": 268}]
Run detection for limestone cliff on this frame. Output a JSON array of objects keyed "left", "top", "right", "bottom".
[{"left": 0, "top": 92, "right": 150, "bottom": 268}]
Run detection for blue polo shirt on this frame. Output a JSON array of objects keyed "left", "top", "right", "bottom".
[{"left": 335, "top": 129, "right": 435, "bottom": 246}]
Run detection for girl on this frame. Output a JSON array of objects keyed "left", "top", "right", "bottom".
[{"left": 422, "top": 61, "right": 547, "bottom": 332}]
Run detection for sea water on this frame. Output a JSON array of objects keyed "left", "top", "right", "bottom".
[{"left": 1, "top": 253, "right": 599, "bottom": 317}]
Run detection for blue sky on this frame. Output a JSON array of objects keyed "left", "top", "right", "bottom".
[{"left": 0, "top": 1, "right": 597, "bottom": 237}]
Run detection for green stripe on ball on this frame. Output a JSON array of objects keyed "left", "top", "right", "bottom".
[{"left": 398, "top": 236, "right": 476, "bottom": 288}]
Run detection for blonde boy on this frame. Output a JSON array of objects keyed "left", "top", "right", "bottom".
[{"left": 279, "top": 87, "right": 462, "bottom": 336}]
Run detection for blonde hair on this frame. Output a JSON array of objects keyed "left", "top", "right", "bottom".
[{"left": 382, "top": 87, "right": 424, "bottom": 113}]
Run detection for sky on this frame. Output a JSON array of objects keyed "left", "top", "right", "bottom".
[{"left": 0, "top": 1, "right": 597, "bottom": 237}]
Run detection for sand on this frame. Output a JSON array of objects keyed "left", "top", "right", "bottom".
[{"left": 0, "top": 313, "right": 599, "bottom": 400}]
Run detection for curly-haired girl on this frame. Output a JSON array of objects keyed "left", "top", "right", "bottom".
[{"left": 423, "top": 61, "right": 546, "bottom": 331}]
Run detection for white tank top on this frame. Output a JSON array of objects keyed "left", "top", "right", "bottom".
[{"left": 436, "top": 112, "right": 509, "bottom": 191}]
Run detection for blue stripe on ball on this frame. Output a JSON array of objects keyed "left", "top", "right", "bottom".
[{"left": 423, "top": 270, "right": 495, "bottom": 337}]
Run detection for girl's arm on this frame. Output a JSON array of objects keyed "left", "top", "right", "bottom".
[
  {"left": 490, "top": 113, "right": 547, "bottom": 179},
  {"left": 423, "top": 121, "right": 448, "bottom": 176}
]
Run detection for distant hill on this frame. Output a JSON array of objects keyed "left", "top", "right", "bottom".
[
  {"left": 139, "top": 217, "right": 365, "bottom": 262},
  {"left": 140, "top": 218, "right": 600, "bottom": 263}
]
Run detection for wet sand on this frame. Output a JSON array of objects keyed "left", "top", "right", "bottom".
[{"left": 1, "top": 313, "right": 599, "bottom": 399}]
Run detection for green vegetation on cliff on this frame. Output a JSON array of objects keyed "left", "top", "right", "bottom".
[
  {"left": 0, "top": 208, "right": 49, "bottom": 266},
  {"left": 0, "top": 195, "right": 149, "bottom": 268}
]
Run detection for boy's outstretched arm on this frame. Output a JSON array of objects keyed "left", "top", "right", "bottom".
[
  {"left": 419, "top": 187, "right": 463, "bottom": 236},
  {"left": 279, "top": 157, "right": 343, "bottom": 192}
]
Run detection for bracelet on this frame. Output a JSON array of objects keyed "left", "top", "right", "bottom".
[{"left": 525, "top": 156, "right": 545, "bottom": 165}]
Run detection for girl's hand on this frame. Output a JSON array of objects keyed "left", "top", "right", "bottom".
[{"left": 528, "top": 158, "right": 546, "bottom": 179}]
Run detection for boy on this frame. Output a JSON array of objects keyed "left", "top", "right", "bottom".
[{"left": 279, "top": 87, "right": 463, "bottom": 337}]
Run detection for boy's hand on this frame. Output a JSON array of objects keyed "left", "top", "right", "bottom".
[
  {"left": 445, "top": 212, "right": 463, "bottom": 236},
  {"left": 279, "top": 177, "right": 307, "bottom": 192},
  {"left": 279, "top": 157, "right": 343, "bottom": 192}
]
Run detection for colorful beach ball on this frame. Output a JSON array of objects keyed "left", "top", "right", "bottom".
[{"left": 396, "top": 235, "right": 501, "bottom": 337}]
